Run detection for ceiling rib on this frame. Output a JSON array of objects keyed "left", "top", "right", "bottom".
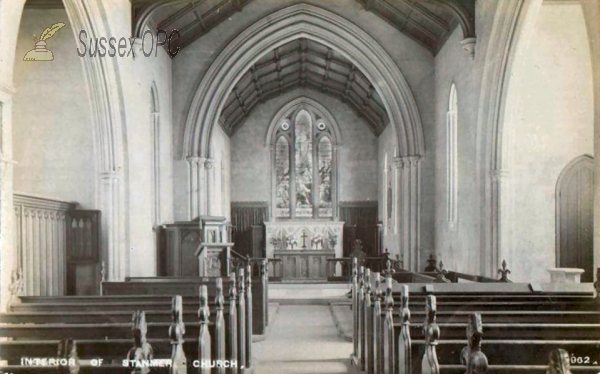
[{"left": 220, "top": 38, "right": 389, "bottom": 136}]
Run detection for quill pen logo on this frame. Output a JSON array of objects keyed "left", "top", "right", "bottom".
[{"left": 23, "top": 22, "right": 66, "bottom": 61}]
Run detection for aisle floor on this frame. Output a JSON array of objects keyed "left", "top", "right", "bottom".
[{"left": 252, "top": 305, "right": 352, "bottom": 374}]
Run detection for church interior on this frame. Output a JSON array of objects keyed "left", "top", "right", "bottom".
[{"left": 1, "top": 0, "right": 599, "bottom": 373}]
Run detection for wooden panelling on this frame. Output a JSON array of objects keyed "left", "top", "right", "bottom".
[
  {"left": 14, "top": 194, "right": 72, "bottom": 296},
  {"left": 13, "top": 194, "right": 101, "bottom": 296},
  {"left": 339, "top": 201, "right": 380, "bottom": 257},
  {"left": 231, "top": 202, "right": 268, "bottom": 257}
]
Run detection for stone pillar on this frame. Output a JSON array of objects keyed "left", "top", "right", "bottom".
[
  {"left": 204, "top": 158, "right": 214, "bottom": 216},
  {"left": 100, "top": 171, "right": 126, "bottom": 281},
  {"left": 394, "top": 156, "right": 421, "bottom": 272}
]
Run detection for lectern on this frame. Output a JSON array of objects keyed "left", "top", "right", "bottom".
[{"left": 194, "top": 216, "right": 234, "bottom": 277}]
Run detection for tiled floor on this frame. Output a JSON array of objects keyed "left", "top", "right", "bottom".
[{"left": 252, "top": 305, "right": 352, "bottom": 374}]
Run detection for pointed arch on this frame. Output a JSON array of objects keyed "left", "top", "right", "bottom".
[
  {"left": 151, "top": 81, "right": 161, "bottom": 224},
  {"left": 447, "top": 83, "right": 458, "bottom": 228},
  {"left": 182, "top": 3, "right": 423, "bottom": 160},
  {"left": 555, "top": 154, "right": 594, "bottom": 281},
  {"left": 268, "top": 97, "right": 340, "bottom": 220}
]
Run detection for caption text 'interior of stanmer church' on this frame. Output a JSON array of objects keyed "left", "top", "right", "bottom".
[{"left": 1, "top": 0, "right": 600, "bottom": 373}]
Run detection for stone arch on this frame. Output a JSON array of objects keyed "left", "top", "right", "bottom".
[
  {"left": 264, "top": 96, "right": 342, "bottom": 147},
  {"left": 0, "top": 0, "right": 130, "bottom": 290},
  {"left": 182, "top": 3, "right": 423, "bottom": 160},
  {"left": 182, "top": 4, "right": 425, "bottom": 270},
  {"left": 474, "top": 0, "right": 543, "bottom": 276}
]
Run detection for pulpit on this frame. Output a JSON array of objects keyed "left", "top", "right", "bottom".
[
  {"left": 265, "top": 221, "right": 343, "bottom": 280},
  {"left": 156, "top": 216, "right": 233, "bottom": 277},
  {"left": 194, "top": 216, "right": 234, "bottom": 277}
]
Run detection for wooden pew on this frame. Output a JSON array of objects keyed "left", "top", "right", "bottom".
[
  {"left": 413, "top": 296, "right": 600, "bottom": 373},
  {"left": 352, "top": 260, "right": 600, "bottom": 374},
  {"left": 101, "top": 260, "right": 268, "bottom": 335},
  {"left": 0, "top": 275, "right": 253, "bottom": 373},
  {"left": 402, "top": 290, "right": 595, "bottom": 373},
  {"left": 1, "top": 295, "right": 193, "bottom": 373}
]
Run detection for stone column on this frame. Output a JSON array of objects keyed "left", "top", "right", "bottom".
[
  {"left": 204, "top": 158, "right": 214, "bottom": 216},
  {"left": 394, "top": 156, "right": 421, "bottom": 272},
  {"left": 100, "top": 171, "right": 126, "bottom": 281}
]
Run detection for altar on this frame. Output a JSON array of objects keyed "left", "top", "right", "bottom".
[{"left": 265, "top": 221, "right": 344, "bottom": 280}]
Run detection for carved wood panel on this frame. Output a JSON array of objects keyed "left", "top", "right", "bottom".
[
  {"left": 231, "top": 202, "right": 268, "bottom": 257},
  {"left": 339, "top": 202, "right": 379, "bottom": 257}
]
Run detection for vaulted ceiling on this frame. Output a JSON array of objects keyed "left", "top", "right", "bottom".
[{"left": 220, "top": 38, "right": 389, "bottom": 136}]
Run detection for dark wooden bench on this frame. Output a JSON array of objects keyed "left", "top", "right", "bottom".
[
  {"left": 0, "top": 270, "right": 255, "bottom": 374},
  {"left": 100, "top": 261, "right": 268, "bottom": 335},
  {"left": 350, "top": 259, "right": 600, "bottom": 374}
]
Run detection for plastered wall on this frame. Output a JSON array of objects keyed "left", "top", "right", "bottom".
[
  {"left": 126, "top": 30, "right": 174, "bottom": 277},
  {"left": 12, "top": 5, "right": 175, "bottom": 277},
  {"left": 13, "top": 9, "right": 96, "bottom": 207},
  {"left": 500, "top": 4, "right": 593, "bottom": 282},
  {"left": 230, "top": 89, "right": 378, "bottom": 204},
  {"left": 432, "top": 1, "right": 501, "bottom": 275}
]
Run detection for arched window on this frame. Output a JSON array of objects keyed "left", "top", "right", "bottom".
[
  {"left": 446, "top": 83, "right": 458, "bottom": 228},
  {"left": 151, "top": 84, "right": 160, "bottom": 224},
  {"left": 269, "top": 99, "right": 340, "bottom": 220}
]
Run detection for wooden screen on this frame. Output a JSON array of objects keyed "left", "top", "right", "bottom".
[
  {"left": 231, "top": 202, "right": 268, "bottom": 257},
  {"left": 339, "top": 202, "right": 379, "bottom": 257}
]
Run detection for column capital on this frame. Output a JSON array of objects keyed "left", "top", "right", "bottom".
[
  {"left": 490, "top": 169, "right": 509, "bottom": 182},
  {"left": 394, "top": 155, "right": 422, "bottom": 169},
  {"left": 204, "top": 158, "right": 214, "bottom": 170},
  {"left": 461, "top": 37, "right": 477, "bottom": 60},
  {"left": 185, "top": 156, "right": 201, "bottom": 163},
  {"left": 131, "top": 38, "right": 144, "bottom": 60},
  {"left": 100, "top": 170, "right": 121, "bottom": 180}
]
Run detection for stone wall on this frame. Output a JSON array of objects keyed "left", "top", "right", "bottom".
[{"left": 230, "top": 88, "right": 378, "bottom": 204}]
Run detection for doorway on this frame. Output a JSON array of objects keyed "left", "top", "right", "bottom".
[{"left": 556, "top": 155, "right": 594, "bottom": 282}]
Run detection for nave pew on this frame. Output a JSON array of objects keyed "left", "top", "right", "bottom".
[
  {"left": 1, "top": 294, "right": 243, "bottom": 373},
  {"left": 366, "top": 288, "right": 599, "bottom": 373},
  {"left": 100, "top": 265, "right": 268, "bottom": 335},
  {"left": 351, "top": 260, "right": 600, "bottom": 374},
  {"left": 0, "top": 273, "right": 253, "bottom": 373}
]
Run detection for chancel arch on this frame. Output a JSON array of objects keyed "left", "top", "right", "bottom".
[{"left": 183, "top": 3, "right": 424, "bottom": 270}]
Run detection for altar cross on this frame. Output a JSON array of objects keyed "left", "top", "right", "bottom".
[{"left": 301, "top": 230, "right": 308, "bottom": 249}]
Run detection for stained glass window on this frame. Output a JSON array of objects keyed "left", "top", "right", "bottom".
[
  {"left": 318, "top": 137, "right": 332, "bottom": 217},
  {"left": 275, "top": 136, "right": 291, "bottom": 218},
  {"left": 294, "top": 110, "right": 313, "bottom": 218},
  {"left": 273, "top": 105, "right": 336, "bottom": 219}
]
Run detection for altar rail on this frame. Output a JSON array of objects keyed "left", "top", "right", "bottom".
[
  {"left": 327, "top": 254, "right": 402, "bottom": 282},
  {"left": 13, "top": 193, "right": 100, "bottom": 296}
]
